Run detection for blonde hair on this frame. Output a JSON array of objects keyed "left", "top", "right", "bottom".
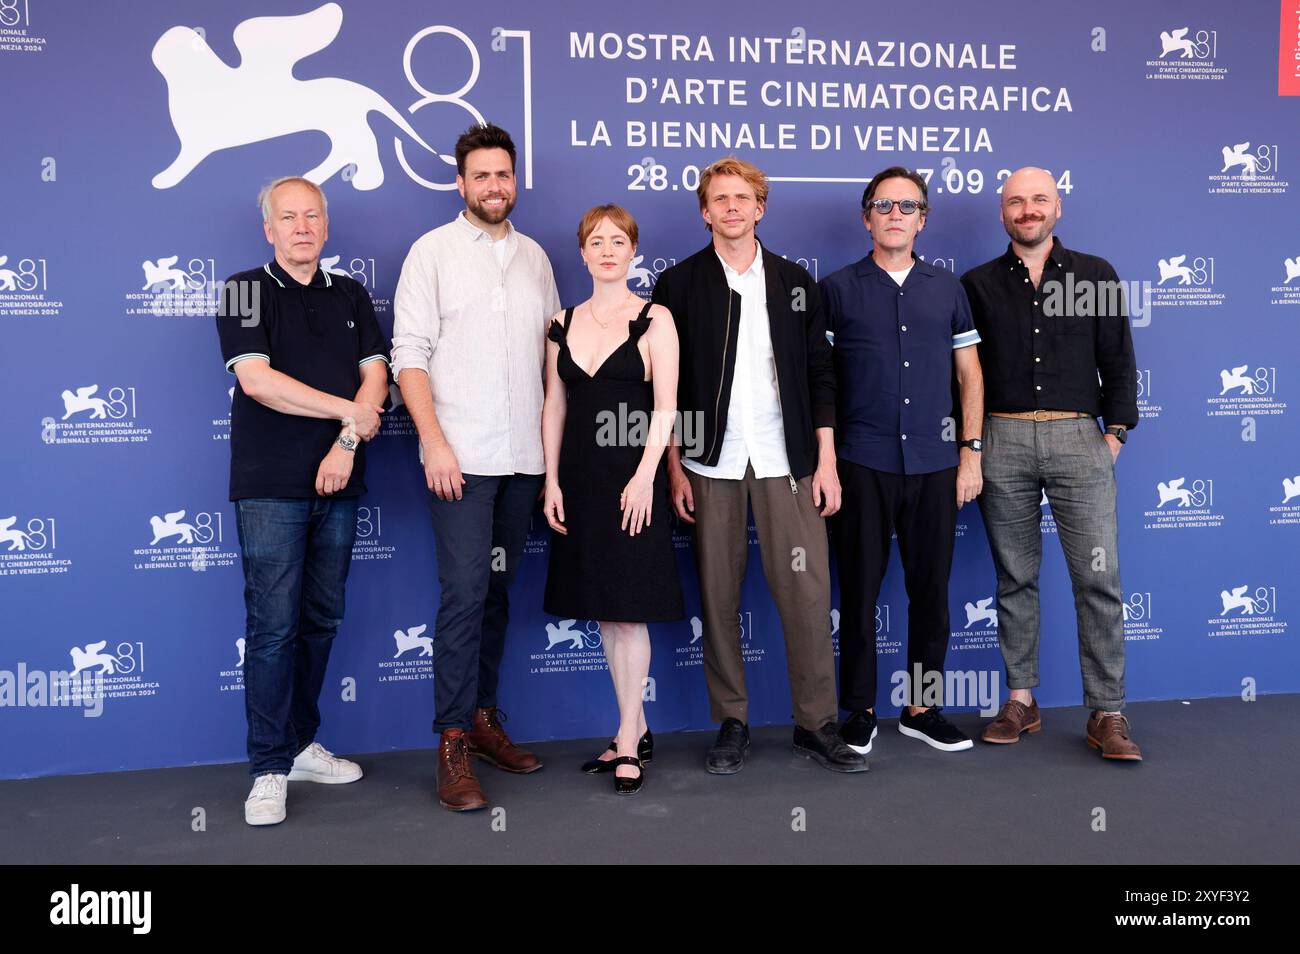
[
  {"left": 576, "top": 203, "right": 639, "bottom": 248},
  {"left": 695, "top": 156, "right": 769, "bottom": 225}
]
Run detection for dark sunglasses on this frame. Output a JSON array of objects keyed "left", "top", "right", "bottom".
[{"left": 864, "top": 198, "right": 926, "bottom": 215}]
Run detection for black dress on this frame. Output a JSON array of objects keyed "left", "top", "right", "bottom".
[{"left": 543, "top": 303, "right": 684, "bottom": 623}]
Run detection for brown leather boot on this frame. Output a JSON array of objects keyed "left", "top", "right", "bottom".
[
  {"left": 465, "top": 707, "right": 543, "bottom": 774},
  {"left": 981, "top": 698, "right": 1042, "bottom": 743},
  {"left": 437, "top": 728, "right": 488, "bottom": 811},
  {"left": 1086, "top": 711, "right": 1143, "bottom": 761}
]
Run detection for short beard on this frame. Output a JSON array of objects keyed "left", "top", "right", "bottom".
[
  {"left": 1006, "top": 215, "right": 1054, "bottom": 247},
  {"left": 468, "top": 193, "right": 515, "bottom": 225}
]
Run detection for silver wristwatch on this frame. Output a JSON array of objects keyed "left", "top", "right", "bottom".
[{"left": 336, "top": 433, "right": 359, "bottom": 452}]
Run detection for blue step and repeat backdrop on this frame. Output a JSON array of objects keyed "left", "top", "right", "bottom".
[{"left": 2, "top": 0, "right": 1298, "bottom": 778}]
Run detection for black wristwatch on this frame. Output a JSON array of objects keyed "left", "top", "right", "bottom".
[
  {"left": 1105, "top": 426, "right": 1128, "bottom": 445},
  {"left": 959, "top": 438, "right": 983, "bottom": 453}
]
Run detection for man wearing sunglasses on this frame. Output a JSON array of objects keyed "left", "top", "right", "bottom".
[{"left": 819, "top": 166, "right": 985, "bottom": 756}]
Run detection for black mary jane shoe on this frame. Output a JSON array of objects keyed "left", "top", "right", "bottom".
[
  {"left": 610, "top": 756, "right": 644, "bottom": 796},
  {"left": 580, "top": 731, "right": 653, "bottom": 774}
]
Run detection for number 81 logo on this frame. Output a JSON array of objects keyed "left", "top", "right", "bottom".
[
  {"left": 393, "top": 26, "right": 535, "bottom": 191},
  {"left": 0, "top": 257, "right": 47, "bottom": 292},
  {"left": 0, "top": 1, "right": 29, "bottom": 28}
]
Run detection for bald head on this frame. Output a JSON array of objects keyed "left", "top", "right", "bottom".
[
  {"left": 1004, "top": 166, "right": 1058, "bottom": 199},
  {"left": 1000, "top": 166, "right": 1061, "bottom": 249}
]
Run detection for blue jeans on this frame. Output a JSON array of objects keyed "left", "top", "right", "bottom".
[
  {"left": 428, "top": 473, "right": 543, "bottom": 733},
  {"left": 235, "top": 497, "right": 358, "bottom": 777}
]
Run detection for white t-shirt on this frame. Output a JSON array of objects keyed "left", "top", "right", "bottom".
[
  {"left": 491, "top": 236, "right": 508, "bottom": 270},
  {"left": 886, "top": 264, "right": 914, "bottom": 286}
]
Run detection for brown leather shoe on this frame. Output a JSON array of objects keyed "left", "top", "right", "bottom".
[
  {"left": 437, "top": 728, "right": 488, "bottom": 811},
  {"left": 981, "top": 699, "right": 1042, "bottom": 744},
  {"left": 1086, "top": 711, "right": 1143, "bottom": 761},
  {"left": 465, "top": 707, "right": 543, "bottom": 774}
]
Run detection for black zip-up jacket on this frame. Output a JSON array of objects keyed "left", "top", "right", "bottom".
[{"left": 651, "top": 241, "right": 836, "bottom": 480}]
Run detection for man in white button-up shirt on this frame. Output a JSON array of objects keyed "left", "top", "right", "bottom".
[{"left": 392, "top": 123, "right": 560, "bottom": 812}]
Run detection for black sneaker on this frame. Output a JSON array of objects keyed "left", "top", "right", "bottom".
[
  {"left": 898, "top": 707, "right": 973, "bottom": 752},
  {"left": 792, "top": 722, "right": 869, "bottom": 773},
  {"left": 841, "top": 710, "right": 878, "bottom": 755},
  {"left": 705, "top": 718, "right": 750, "bottom": 775}
]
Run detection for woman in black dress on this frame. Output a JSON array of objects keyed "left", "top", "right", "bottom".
[{"left": 542, "top": 204, "right": 683, "bottom": 795}]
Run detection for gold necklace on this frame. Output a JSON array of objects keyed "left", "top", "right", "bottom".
[{"left": 588, "top": 291, "right": 636, "bottom": 329}]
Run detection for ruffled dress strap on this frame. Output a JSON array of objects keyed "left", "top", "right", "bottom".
[
  {"left": 628, "top": 300, "right": 653, "bottom": 341},
  {"left": 547, "top": 306, "right": 575, "bottom": 344}
]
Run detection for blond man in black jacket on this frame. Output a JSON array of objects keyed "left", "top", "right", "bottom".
[{"left": 652, "top": 156, "right": 864, "bottom": 776}]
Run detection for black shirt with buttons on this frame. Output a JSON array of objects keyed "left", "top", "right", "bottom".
[
  {"left": 216, "top": 259, "right": 390, "bottom": 500},
  {"left": 960, "top": 237, "right": 1138, "bottom": 429}
]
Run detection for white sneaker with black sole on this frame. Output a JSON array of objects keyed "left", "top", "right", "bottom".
[
  {"left": 288, "top": 742, "right": 363, "bottom": 784},
  {"left": 841, "top": 710, "right": 879, "bottom": 755},
  {"left": 898, "top": 707, "right": 974, "bottom": 752}
]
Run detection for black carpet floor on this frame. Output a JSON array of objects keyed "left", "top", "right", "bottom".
[{"left": 2, "top": 695, "right": 1295, "bottom": 864}]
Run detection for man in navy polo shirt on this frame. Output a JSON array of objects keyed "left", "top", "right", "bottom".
[
  {"left": 820, "top": 166, "right": 985, "bottom": 756},
  {"left": 216, "top": 176, "right": 390, "bottom": 826}
]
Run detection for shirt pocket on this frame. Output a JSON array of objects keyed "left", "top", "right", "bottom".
[
  {"left": 1041, "top": 276, "right": 1094, "bottom": 335},
  {"left": 1052, "top": 313, "right": 1094, "bottom": 336}
]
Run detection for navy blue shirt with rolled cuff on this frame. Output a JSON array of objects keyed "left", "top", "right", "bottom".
[
  {"left": 819, "top": 254, "right": 980, "bottom": 476},
  {"left": 216, "top": 259, "right": 390, "bottom": 501}
]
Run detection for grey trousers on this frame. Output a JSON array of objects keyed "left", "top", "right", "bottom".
[
  {"left": 978, "top": 416, "right": 1126, "bottom": 711},
  {"left": 685, "top": 464, "right": 839, "bottom": 730}
]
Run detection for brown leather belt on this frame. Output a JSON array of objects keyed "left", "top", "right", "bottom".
[{"left": 989, "top": 410, "right": 1091, "bottom": 422}]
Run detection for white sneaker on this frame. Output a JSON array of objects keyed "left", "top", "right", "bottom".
[
  {"left": 245, "top": 773, "right": 288, "bottom": 826},
  {"left": 288, "top": 742, "right": 363, "bottom": 784}
]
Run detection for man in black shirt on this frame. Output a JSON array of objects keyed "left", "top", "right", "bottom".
[
  {"left": 216, "top": 177, "right": 390, "bottom": 824},
  {"left": 960, "top": 167, "right": 1141, "bottom": 761}
]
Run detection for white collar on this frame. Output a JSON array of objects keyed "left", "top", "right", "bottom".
[
  {"left": 715, "top": 239, "right": 763, "bottom": 279},
  {"left": 455, "top": 209, "right": 515, "bottom": 244}
]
